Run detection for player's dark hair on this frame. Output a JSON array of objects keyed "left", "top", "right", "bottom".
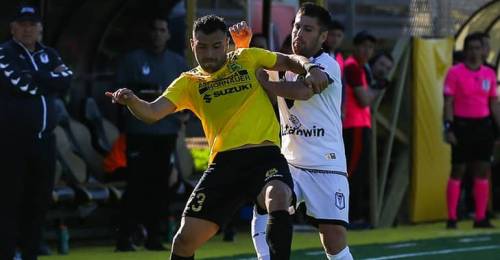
[
  {"left": 463, "top": 32, "right": 484, "bottom": 50},
  {"left": 369, "top": 51, "right": 393, "bottom": 66},
  {"left": 353, "top": 30, "right": 376, "bottom": 46},
  {"left": 147, "top": 15, "right": 168, "bottom": 29},
  {"left": 329, "top": 19, "right": 345, "bottom": 32},
  {"left": 297, "top": 3, "right": 332, "bottom": 32},
  {"left": 193, "top": 15, "right": 228, "bottom": 35}
]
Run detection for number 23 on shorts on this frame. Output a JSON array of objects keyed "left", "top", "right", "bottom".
[{"left": 190, "top": 192, "right": 206, "bottom": 212}]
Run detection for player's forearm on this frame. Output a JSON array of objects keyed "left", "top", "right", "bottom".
[
  {"left": 286, "top": 54, "right": 310, "bottom": 75},
  {"left": 354, "top": 87, "right": 379, "bottom": 107},
  {"left": 126, "top": 97, "right": 162, "bottom": 124},
  {"left": 273, "top": 53, "right": 309, "bottom": 75},
  {"left": 367, "top": 88, "right": 382, "bottom": 106},
  {"left": 263, "top": 81, "right": 314, "bottom": 101},
  {"left": 443, "top": 96, "right": 454, "bottom": 121}
]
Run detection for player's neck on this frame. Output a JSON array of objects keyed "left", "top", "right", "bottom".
[
  {"left": 150, "top": 44, "right": 166, "bottom": 55},
  {"left": 464, "top": 60, "right": 481, "bottom": 71}
]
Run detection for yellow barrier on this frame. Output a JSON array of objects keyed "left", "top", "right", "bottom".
[{"left": 410, "top": 38, "right": 454, "bottom": 222}]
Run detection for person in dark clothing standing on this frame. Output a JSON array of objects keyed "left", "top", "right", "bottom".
[
  {"left": 0, "top": 5, "right": 72, "bottom": 260},
  {"left": 115, "top": 15, "right": 188, "bottom": 252}
]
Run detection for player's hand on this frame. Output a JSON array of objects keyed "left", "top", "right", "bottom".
[
  {"left": 304, "top": 67, "right": 328, "bottom": 94},
  {"left": 105, "top": 88, "right": 136, "bottom": 106},
  {"left": 444, "top": 131, "right": 457, "bottom": 145},
  {"left": 256, "top": 68, "right": 270, "bottom": 85},
  {"left": 229, "top": 21, "right": 252, "bottom": 49}
]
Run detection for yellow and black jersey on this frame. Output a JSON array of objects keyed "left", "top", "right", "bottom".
[{"left": 162, "top": 48, "right": 280, "bottom": 163}]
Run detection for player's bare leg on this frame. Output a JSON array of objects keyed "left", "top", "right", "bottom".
[
  {"left": 257, "top": 180, "right": 293, "bottom": 259},
  {"left": 318, "top": 224, "right": 353, "bottom": 259},
  {"left": 170, "top": 216, "right": 219, "bottom": 259}
]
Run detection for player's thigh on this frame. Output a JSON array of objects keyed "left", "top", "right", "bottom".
[
  {"left": 174, "top": 216, "right": 219, "bottom": 249},
  {"left": 183, "top": 164, "right": 248, "bottom": 228},
  {"left": 254, "top": 150, "right": 294, "bottom": 210}
]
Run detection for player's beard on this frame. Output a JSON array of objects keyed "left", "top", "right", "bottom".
[
  {"left": 292, "top": 36, "right": 321, "bottom": 58},
  {"left": 200, "top": 58, "right": 225, "bottom": 73}
]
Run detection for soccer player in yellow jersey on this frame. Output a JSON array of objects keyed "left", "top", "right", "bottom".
[{"left": 106, "top": 15, "right": 328, "bottom": 260}]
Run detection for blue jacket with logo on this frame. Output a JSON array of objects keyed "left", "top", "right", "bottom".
[{"left": 0, "top": 39, "right": 72, "bottom": 138}]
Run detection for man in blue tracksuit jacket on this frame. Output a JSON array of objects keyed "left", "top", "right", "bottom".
[{"left": 0, "top": 6, "right": 72, "bottom": 260}]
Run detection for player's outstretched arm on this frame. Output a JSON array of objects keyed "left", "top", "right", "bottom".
[
  {"left": 228, "top": 21, "right": 327, "bottom": 94},
  {"left": 105, "top": 88, "right": 176, "bottom": 124},
  {"left": 272, "top": 53, "right": 328, "bottom": 94},
  {"left": 256, "top": 69, "right": 314, "bottom": 101}
]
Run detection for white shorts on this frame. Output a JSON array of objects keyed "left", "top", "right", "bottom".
[{"left": 290, "top": 164, "right": 349, "bottom": 225}]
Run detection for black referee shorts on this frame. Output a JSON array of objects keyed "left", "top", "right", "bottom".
[
  {"left": 452, "top": 116, "right": 495, "bottom": 164},
  {"left": 182, "top": 146, "right": 293, "bottom": 228}
]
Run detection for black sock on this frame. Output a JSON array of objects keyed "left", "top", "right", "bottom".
[
  {"left": 170, "top": 253, "right": 194, "bottom": 260},
  {"left": 266, "top": 210, "right": 292, "bottom": 260}
]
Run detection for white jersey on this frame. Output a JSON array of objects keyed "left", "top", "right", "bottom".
[{"left": 278, "top": 52, "right": 346, "bottom": 172}]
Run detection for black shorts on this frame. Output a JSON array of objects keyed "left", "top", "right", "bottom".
[
  {"left": 183, "top": 146, "right": 293, "bottom": 228},
  {"left": 452, "top": 117, "right": 495, "bottom": 164}
]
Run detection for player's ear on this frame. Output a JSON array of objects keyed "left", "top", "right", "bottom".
[
  {"left": 190, "top": 38, "right": 195, "bottom": 52},
  {"left": 9, "top": 22, "right": 15, "bottom": 35},
  {"left": 319, "top": 30, "right": 328, "bottom": 45}
]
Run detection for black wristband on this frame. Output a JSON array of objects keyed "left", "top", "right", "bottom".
[{"left": 444, "top": 120, "right": 454, "bottom": 132}]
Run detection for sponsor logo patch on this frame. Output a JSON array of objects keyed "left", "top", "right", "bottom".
[{"left": 266, "top": 168, "right": 278, "bottom": 177}]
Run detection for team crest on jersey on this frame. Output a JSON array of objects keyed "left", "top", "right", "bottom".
[
  {"left": 335, "top": 192, "right": 345, "bottom": 210},
  {"left": 228, "top": 62, "right": 242, "bottom": 72},
  {"left": 289, "top": 114, "right": 302, "bottom": 128},
  {"left": 482, "top": 79, "right": 490, "bottom": 92},
  {"left": 40, "top": 53, "right": 49, "bottom": 64},
  {"left": 142, "top": 63, "right": 150, "bottom": 75}
]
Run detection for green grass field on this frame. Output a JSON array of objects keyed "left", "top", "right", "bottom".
[{"left": 40, "top": 220, "right": 500, "bottom": 259}]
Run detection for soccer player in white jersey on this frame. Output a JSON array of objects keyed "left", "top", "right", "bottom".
[{"left": 231, "top": 3, "right": 352, "bottom": 260}]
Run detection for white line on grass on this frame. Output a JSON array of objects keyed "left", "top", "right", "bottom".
[
  {"left": 458, "top": 236, "right": 491, "bottom": 243},
  {"left": 305, "top": 251, "right": 324, "bottom": 256},
  {"left": 362, "top": 245, "right": 500, "bottom": 260},
  {"left": 386, "top": 242, "right": 418, "bottom": 249}
]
